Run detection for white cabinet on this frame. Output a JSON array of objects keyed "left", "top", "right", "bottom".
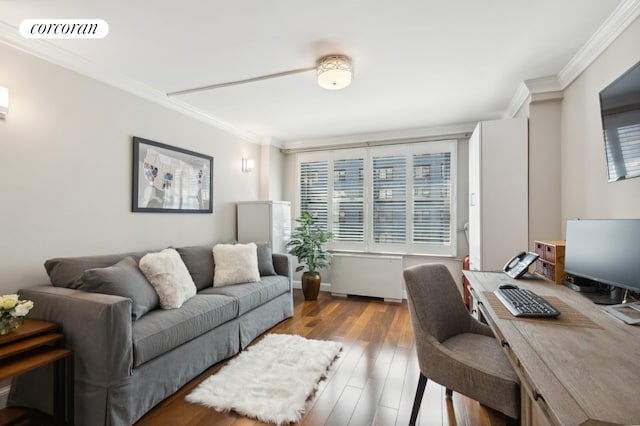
[
  {"left": 237, "top": 201, "right": 291, "bottom": 254},
  {"left": 468, "top": 118, "right": 528, "bottom": 271}
]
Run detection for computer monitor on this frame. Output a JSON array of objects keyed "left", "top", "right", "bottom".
[{"left": 564, "top": 219, "right": 640, "bottom": 303}]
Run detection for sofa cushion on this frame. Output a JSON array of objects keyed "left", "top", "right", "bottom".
[
  {"left": 131, "top": 294, "right": 237, "bottom": 367},
  {"left": 212, "top": 243, "right": 260, "bottom": 287},
  {"left": 45, "top": 250, "right": 150, "bottom": 289},
  {"left": 199, "top": 275, "right": 290, "bottom": 315},
  {"left": 175, "top": 245, "right": 215, "bottom": 291},
  {"left": 79, "top": 256, "right": 159, "bottom": 321},
  {"left": 139, "top": 249, "right": 197, "bottom": 309},
  {"left": 256, "top": 243, "right": 276, "bottom": 276}
]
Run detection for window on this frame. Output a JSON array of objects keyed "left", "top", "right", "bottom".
[
  {"left": 412, "top": 151, "right": 452, "bottom": 245},
  {"left": 333, "top": 158, "right": 364, "bottom": 242},
  {"left": 297, "top": 141, "right": 457, "bottom": 256},
  {"left": 372, "top": 153, "right": 406, "bottom": 245},
  {"left": 299, "top": 160, "right": 329, "bottom": 230}
]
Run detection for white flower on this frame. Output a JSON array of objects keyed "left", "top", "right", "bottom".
[
  {"left": 12, "top": 303, "right": 31, "bottom": 317},
  {"left": 0, "top": 295, "right": 34, "bottom": 319},
  {"left": 0, "top": 295, "right": 19, "bottom": 310}
]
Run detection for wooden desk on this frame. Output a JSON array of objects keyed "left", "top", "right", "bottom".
[
  {"left": 0, "top": 319, "right": 73, "bottom": 426},
  {"left": 464, "top": 271, "right": 640, "bottom": 426}
]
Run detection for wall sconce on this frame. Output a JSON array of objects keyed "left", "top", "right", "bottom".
[
  {"left": 0, "top": 87, "right": 8, "bottom": 119},
  {"left": 242, "top": 158, "right": 255, "bottom": 173}
]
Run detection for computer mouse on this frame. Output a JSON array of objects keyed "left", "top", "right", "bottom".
[{"left": 499, "top": 284, "right": 519, "bottom": 290}]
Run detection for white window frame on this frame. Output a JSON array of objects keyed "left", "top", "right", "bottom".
[
  {"left": 295, "top": 140, "right": 457, "bottom": 257},
  {"left": 330, "top": 149, "right": 368, "bottom": 251}
]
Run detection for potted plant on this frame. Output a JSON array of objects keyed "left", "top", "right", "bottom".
[{"left": 286, "top": 212, "right": 334, "bottom": 300}]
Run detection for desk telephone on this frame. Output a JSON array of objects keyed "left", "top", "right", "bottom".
[{"left": 503, "top": 251, "right": 539, "bottom": 279}]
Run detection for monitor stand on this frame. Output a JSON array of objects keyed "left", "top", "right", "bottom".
[
  {"left": 563, "top": 278, "right": 597, "bottom": 293},
  {"left": 579, "top": 287, "right": 623, "bottom": 305},
  {"left": 563, "top": 277, "right": 624, "bottom": 305}
]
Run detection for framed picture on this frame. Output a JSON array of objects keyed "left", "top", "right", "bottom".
[{"left": 132, "top": 136, "right": 213, "bottom": 213}]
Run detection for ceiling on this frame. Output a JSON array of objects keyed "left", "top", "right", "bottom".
[{"left": 0, "top": 0, "right": 633, "bottom": 146}]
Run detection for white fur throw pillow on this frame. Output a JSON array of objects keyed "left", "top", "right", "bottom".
[
  {"left": 139, "top": 248, "right": 197, "bottom": 309},
  {"left": 213, "top": 243, "right": 260, "bottom": 287}
]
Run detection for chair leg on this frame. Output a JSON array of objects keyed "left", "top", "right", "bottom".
[{"left": 409, "top": 373, "right": 428, "bottom": 426}]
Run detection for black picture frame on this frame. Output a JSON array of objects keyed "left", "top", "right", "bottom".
[{"left": 132, "top": 136, "right": 213, "bottom": 213}]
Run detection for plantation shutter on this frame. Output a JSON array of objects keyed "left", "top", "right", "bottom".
[
  {"left": 412, "top": 152, "right": 452, "bottom": 245},
  {"left": 372, "top": 155, "right": 406, "bottom": 244},
  {"left": 332, "top": 158, "right": 365, "bottom": 242},
  {"left": 299, "top": 160, "right": 329, "bottom": 231},
  {"left": 296, "top": 140, "right": 456, "bottom": 256}
]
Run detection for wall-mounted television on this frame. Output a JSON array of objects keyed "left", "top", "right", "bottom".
[{"left": 599, "top": 60, "right": 640, "bottom": 182}]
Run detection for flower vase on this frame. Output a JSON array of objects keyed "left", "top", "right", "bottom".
[
  {"left": 0, "top": 317, "right": 24, "bottom": 335},
  {"left": 301, "top": 271, "right": 321, "bottom": 301}
]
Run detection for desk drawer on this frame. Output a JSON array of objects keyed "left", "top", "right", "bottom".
[
  {"left": 486, "top": 320, "right": 556, "bottom": 426},
  {"left": 500, "top": 341, "right": 556, "bottom": 426},
  {"left": 541, "top": 262, "right": 555, "bottom": 281},
  {"left": 534, "top": 240, "right": 565, "bottom": 263},
  {"left": 534, "top": 259, "right": 565, "bottom": 284},
  {"left": 521, "top": 377, "right": 555, "bottom": 426},
  {"left": 543, "top": 244, "right": 556, "bottom": 262}
]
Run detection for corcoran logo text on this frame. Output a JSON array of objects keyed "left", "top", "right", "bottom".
[{"left": 19, "top": 19, "right": 109, "bottom": 39}]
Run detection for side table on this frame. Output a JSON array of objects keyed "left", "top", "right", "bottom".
[{"left": 0, "top": 319, "right": 73, "bottom": 426}]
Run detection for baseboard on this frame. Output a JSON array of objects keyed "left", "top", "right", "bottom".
[
  {"left": 293, "top": 280, "right": 407, "bottom": 300},
  {"left": 292, "top": 281, "right": 332, "bottom": 293}
]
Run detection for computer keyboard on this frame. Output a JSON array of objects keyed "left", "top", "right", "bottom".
[{"left": 494, "top": 287, "right": 561, "bottom": 318}]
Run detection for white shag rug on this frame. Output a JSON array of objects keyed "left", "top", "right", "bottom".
[{"left": 185, "top": 333, "right": 342, "bottom": 425}]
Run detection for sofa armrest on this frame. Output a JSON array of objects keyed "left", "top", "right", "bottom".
[
  {"left": 272, "top": 253, "right": 293, "bottom": 290},
  {"left": 18, "top": 285, "right": 133, "bottom": 386}
]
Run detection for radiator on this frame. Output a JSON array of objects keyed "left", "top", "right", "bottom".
[{"left": 330, "top": 253, "right": 404, "bottom": 302}]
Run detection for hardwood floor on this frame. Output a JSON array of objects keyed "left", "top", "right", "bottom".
[{"left": 136, "top": 290, "right": 508, "bottom": 426}]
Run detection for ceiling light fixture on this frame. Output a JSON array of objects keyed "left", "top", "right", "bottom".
[
  {"left": 316, "top": 55, "right": 353, "bottom": 90},
  {"left": 166, "top": 54, "right": 353, "bottom": 96}
]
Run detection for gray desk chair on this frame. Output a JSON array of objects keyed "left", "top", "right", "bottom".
[{"left": 403, "top": 264, "right": 520, "bottom": 425}]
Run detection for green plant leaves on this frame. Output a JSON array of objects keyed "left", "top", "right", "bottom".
[{"left": 286, "top": 211, "right": 334, "bottom": 273}]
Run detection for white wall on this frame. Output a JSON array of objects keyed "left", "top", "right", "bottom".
[
  {"left": 259, "top": 144, "right": 285, "bottom": 201},
  {"left": 0, "top": 43, "right": 261, "bottom": 293},
  {"left": 561, "top": 17, "right": 640, "bottom": 229},
  {"left": 528, "top": 97, "right": 563, "bottom": 244}
]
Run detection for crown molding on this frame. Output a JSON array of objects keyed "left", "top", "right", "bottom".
[
  {"left": 0, "top": 21, "right": 262, "bottom": 144},
  {"left": 506, "top": 0, "right": 640, "bottom": 118},
  {"left": 530, "top": 91, "right": 564, "bottom": 104},
  {"left": 260, "top": 135, "right": 285, "bottom": 148},
  {"left": 525, "top": 75, "right": 563, "bottom": 93},
  {"left": 282, "top": 122, "right": 477, "bottom": 151},
  {"left": 557, "top": 0, "right": 640, "bottom": 88},
  {"left": 504, "top": 82, "right": 532, "bottom": 118}
]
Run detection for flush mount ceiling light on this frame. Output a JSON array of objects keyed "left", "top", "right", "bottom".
[
  {"left": 316, "top": 55, "right": 353, "bottom": 90},
  {"left": 167, "top": 54, "right": 353, "bottom": 96}
]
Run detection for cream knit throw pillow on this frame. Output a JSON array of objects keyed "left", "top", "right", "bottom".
[
  {"left": 139, "top": 248, "right": 197, "bottom": 309},
  {"left": 213, "top": 243, "right": 260, "bottom": 287}
]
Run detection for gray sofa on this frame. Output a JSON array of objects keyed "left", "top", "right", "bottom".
[{"left": 8, "top": 244, "right": 294, "bottom": 426}]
